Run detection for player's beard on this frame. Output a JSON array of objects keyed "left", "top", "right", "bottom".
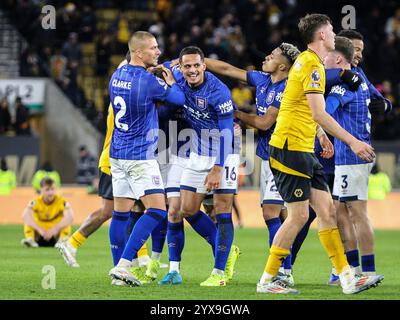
[{"left": 353, "top": 57, "right": 362, "bottom": 67}]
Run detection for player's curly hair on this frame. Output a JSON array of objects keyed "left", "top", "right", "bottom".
[{"left": 279, "top": 43, "right": 301, "bottom": 65}]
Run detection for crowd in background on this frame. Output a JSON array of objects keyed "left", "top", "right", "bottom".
[
  {"left": 0, "top": 0, "right": 399, "bottom": 140},
  {"left": 0, "top": 96, "right": 31, "bottom": 135}
]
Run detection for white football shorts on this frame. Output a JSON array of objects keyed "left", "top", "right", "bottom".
[
  {"left": 165, "top": 155, "right": 189, "bottom": 198},
  {"left": 180, "top": 152, "right": 239, "bottom": 194},
  {"left": 110, "top": 158, "right": 164, "bottom": 199},
  {"left": 260, "top": 159, "right": 284, "bottom": 205},
  {"left": 332, "top": 162, "right": 373, "bottom": 201}
]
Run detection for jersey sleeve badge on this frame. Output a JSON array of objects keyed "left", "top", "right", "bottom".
[{"left": 311, "top": 69, "right": 321, "bottom": 82}]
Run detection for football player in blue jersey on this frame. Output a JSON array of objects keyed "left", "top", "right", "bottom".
[
  {"left": 324, "top": 36, "right": 384, "bottom": 284},
  {"left": 158, "top": 46, "right": 240, "bottom": 286},
  {"left": 204, "top": 43, "right": 314, "bottom": 287},
  {"left": 107, "top": 31, "right": 186, "bottom": 286},
  {"left": 337, "top": 30, "right": 392, "bottom": 115},
  {"left": 322, "top": 30, "right": 391, "bottom": 284},
  {"left": 154, "top": 103, "right": 191, "bottom": 285}
]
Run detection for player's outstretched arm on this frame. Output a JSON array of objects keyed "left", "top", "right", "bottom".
[
  {"left": 204, "top": 58, "right": 247, "bottom": 82},
  {"left": 325, "top": 68, "right": 362, "bottom": 91},
  {"left": 155, "top": 66, "right": 186, "bottom": 106},
  {"left": 235, "top": 106, "right": 278, "bottom": 131},
  {"left": 307, "top": 93, "right": 375, "bottom": 162}
]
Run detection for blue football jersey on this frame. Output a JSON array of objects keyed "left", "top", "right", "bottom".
[
  {"left": 172, "top": 68, "right": 235, "bottom": 161},
  {"left": 353, "top": 66, "right": 384, "bottom": 101},
  {"left": 158, "top": 103, "right": 191, "bottom": 159},
  {"left": 328, "top": 72, "right": 372, "bottom": 165},
  {"left": 109, "top": 64, "right": 181, "bottom": 160},
  {"left": 247, "top": 71, "right": 285, "bottom": 160}
]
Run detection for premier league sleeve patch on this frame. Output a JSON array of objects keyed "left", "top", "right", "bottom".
[{"left": 311, "top": 69, "right": 321, "bottom": 82}]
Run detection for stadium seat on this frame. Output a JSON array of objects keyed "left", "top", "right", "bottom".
[
  {"left": 110, "top": 55, "right": 125, "bottom": 69},
  {"left": 96, "top": 9, "right": 119, "bottom": 21},
  {"left": 81, "top": 43, "right": 96, "bottom": 55}
]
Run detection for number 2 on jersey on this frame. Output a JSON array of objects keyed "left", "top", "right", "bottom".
[{"left": 114, "top": 96, "right": 128, "bottom": 131}]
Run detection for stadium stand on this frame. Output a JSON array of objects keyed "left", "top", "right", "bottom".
[
  {"left": 0, "top": 0, "right": 398, "bottom": 136},
  {"left": 0, "top": 0, "right": 399, "bottom": 186}
]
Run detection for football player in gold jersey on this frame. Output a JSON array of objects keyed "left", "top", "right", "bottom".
[
  {"left": 256, "top": 13, "right": 383, "bottom": 295},
  {"left": 22, "top": 177, "right": 73, "bottom": 247}
]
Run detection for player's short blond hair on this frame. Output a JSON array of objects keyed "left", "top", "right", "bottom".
[{"left": 128, "top": 31, "right": 155, "bottom": 52}]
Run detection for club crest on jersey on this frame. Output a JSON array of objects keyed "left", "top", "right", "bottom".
[
  {"left": 311, "top": 69, "right": 320, "bottom": 82},
  {"left": 266, "top": 91, "right": 275, "bottom": 104},
  {"left": 152, "top": 175, "right": 161, "bottom": 186},
  {"left": 196, "top": 97, "right": 207, "bottom": 111}
]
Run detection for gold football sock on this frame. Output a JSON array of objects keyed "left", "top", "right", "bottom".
[
  {"left": 68, "top": 231, "right": 87, "bottom": 249},
  {"left": 24, "top": 225, "right": 35, "bottom": 239},
  {"left": 318, "top": 227, "right": 349, "bottom": 274},
  {"left": 137, "top": 242, "right": 148, "bottom": 258},
  {"left": 264, "top": 245, "right": 290, "bottom": 277}
]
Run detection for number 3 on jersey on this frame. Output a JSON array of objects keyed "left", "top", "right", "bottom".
[{"left": 114, "top": 96, "right": 128, "bottom": 131}]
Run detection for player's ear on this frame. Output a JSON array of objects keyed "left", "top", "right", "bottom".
[
  {"left": 278, "top": 63, "right": 287, "bottom": 72},
  {"left": 320, "top": 30, "right": 326, "bottom": 41}
]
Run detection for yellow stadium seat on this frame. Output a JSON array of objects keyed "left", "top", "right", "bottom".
[
  {"left": 110, "top": 55, "right": 125, "bottom": 68},
  {"left": 81, "top": 43, "right": 96, "bottom": 55},
  {"left": 96, "top": 9, "right": 118, "bottom": 21}
]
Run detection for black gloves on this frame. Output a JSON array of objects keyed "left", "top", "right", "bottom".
[
  {"left": 340, "top": 69, "right": 363, "bottom": 91},
  {"left": 368, "top": 98, "right": 392, "bottom": 114}
]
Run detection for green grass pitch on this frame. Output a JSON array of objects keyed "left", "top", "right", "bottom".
[{"left": 1, "top": 225, "right": 399, "bottom": 300}]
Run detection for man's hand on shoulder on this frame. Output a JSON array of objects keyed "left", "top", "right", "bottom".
[{"left": 340, "top": 69, "right": 362, "bottom": 91}]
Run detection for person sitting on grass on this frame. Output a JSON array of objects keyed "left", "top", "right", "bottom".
[{"left": 21, "top": 177, "right": 73, "bottom": 248}]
